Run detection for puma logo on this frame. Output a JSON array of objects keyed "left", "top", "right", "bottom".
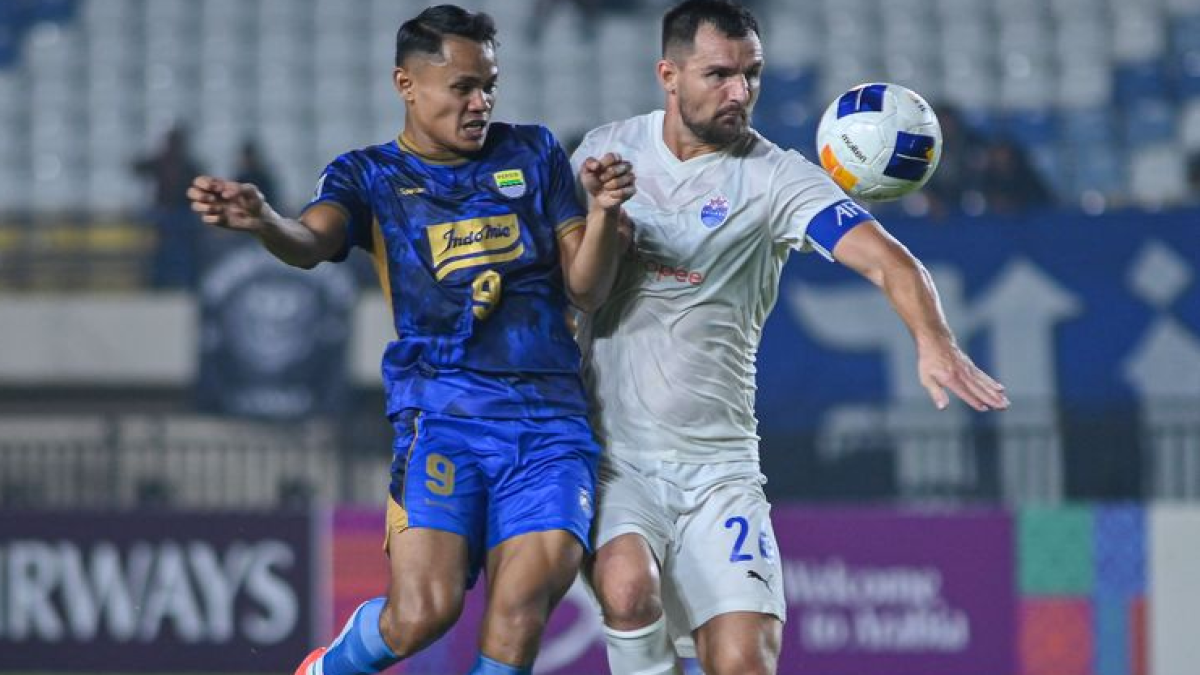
[{"left": 747, "top": 569, "right": 772, "bottom": 591}]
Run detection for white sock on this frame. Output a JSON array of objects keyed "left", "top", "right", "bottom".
[{"left": 603, "top": 615, "right": 683, "bottom": 675}]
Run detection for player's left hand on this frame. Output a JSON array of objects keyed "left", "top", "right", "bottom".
[
  {"left": 918, "top": 342, "right": 1009, "bottom": 412},
  {"left": 580, "top": 152, "right": 636, "bottom": 211}
]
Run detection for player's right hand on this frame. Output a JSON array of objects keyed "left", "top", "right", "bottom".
[
  {"left": 187, "top": 176, "right": 269, "bottom": 233},
  {"left": 580, "top": 153, "right": 636, "bottom": 211}
]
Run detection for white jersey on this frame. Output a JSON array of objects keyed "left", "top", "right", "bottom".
[{"left": 571, "top": 110, "right": 868, "bottom": 464}]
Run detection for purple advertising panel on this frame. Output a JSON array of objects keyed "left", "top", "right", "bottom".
[
  {"left": 331, "top": 507, "right": 611, "bottom": 675},
  {"left": 775, "top": 506, "right": 1015, "bottom": 675},
  {"left": 329, "top": 506, "right": 1014, "bottom": 675},
  {"left": 0, "top": 511, "right": 317, "bottom": 672}
]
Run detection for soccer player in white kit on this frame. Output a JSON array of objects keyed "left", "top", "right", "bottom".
[{"left": 569, "top": 2, "right": 1010, "bottom": 674}]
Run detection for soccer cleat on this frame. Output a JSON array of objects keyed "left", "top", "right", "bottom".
[{"left": 293, "top": 647, "right": 326, "bottom": 675}]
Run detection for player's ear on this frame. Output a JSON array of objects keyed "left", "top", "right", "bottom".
[
  {"left": 657, "top": 59, "right": 678, "bottom": 94},
  {"left": 393, "top": 67, "right": 415, "bottom": 102}
]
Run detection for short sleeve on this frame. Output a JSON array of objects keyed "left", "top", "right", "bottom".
[
  {"left": 769, "top": 151, "right": 874, "bottom": 261},
  {"left": 542, "top": 128, "right": 587, "bottom": 238},
  {"left": 301, "top": 153, "right": 374, "bottom": 262}
]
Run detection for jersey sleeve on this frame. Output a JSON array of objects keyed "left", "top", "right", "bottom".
[
  {"left": 541, "top": 127, "right": 587, "bottom": 239},
  {"left": 769, "top": 151, "right": 874, "bottom": 261},
  {"left": 301, "top": 153, "right": 374, "bottom": 262}
]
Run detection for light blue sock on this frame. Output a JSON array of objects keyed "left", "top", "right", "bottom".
[
  {"left": 320, "top": 597, "right": 399, "bottom": 675},
  {"left": 466, "top": 654, "right": 533, "bottom": 675}
]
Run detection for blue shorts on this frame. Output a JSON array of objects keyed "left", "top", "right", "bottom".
[{"left": 385, "top": 410, "right": 600, "bottom": 588}]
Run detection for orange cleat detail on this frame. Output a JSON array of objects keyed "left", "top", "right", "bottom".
[{"left": 293, "top": 647, "right": 326, "bottom": 675}]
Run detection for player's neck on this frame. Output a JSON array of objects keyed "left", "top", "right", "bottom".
[
  {"left": 398, "top": 129, "right": 468, "bottom": 164},
  {"left": 661, "top": 112, "right": 724, "bottom": 162}
]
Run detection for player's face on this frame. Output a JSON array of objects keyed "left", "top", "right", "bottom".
[
  {"left": 673, "top": 24, "right": 763, "bottom": 147},
  {"left": 395, "top": 36, "right": 498, "bottom": 156}
]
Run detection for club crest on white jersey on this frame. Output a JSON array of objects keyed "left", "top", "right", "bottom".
[{"left": 700, "top": 195, "right": 730, "bottom": 229}]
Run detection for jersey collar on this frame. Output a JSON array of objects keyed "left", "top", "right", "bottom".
[{"left": 651, "top": 110, "right": 728, "bottom": 177}]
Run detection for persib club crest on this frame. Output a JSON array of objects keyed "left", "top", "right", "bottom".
[
  {"left": 493, "top": 169, "right": 527, "bottom": 199},
  {"left": 700, "top": 195, "right": 730, "bottom": 229}
]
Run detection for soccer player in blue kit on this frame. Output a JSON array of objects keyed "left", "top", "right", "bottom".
[{"left": 186, "top": 6, "right": 634, "bottom": 675}]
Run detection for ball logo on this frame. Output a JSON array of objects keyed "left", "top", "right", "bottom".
[{"left": 700, "top": 195, "right": 730, "bottom": 229}]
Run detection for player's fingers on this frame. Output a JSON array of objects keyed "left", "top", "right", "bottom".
[
  {"left": 186, "top": 185, "right": 209, "bottom": 203},
  {"left": 598, "top": 152, "right": 622, "bottom": 167},
  {"left": 599, "top": 162, "right": 633, "bottom": 183},
  {"left": 944, "top": 371, "right": 989, "bottom": 411},
  {"left": 190, "top": 201, "right": 220, "bottom": 215},
  {"left": 965, "top": 368, "right": 1010, "bottom": 409},
  {"left": 191, "top": 175, "right": 217, "bottom": 191},
  {"left": 602, "top": 174, "right": 635, "bottom": 192},
  {"left": 218, "top": 181, "right": 244, "bottom": 200},
  {"left": 200, "top": 214, "right": 227, "bottom": 225},
  {"left": 923, "top": 378, "right": 950, "bottom": 410}
]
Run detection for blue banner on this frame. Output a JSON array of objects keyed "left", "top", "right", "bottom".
[{"left": 756, "top": 207, "right": 1200, "bottom": 432}]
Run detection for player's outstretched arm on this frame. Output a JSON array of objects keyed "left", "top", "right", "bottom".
[
  {"left": 187, "top": 175, "right": 348, "bottom": 269},
  {"left": 832, "top": 220, "right": 1010, "bottom": 412},
  {"left": 559, "top": 153, "right": 636, "bottom": 311}
]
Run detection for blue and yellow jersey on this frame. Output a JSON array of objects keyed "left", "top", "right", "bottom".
[{"left": 304, "top": 123, "right": 588, "bottom": 419}]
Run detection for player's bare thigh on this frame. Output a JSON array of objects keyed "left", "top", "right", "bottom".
[
  {"left": 693, "top": 611, "right": 782, "bottom": 675},
  {"left": 380, "top": 526, "right": 470, "bottom": 658},
  {"left": 478, "top": 529, "right": 584, "bottom": 665}
]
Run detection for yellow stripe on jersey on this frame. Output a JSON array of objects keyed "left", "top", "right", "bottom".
[
  {"left": 556, "top": 216, "right": 585, "bottom": 240},
  {"left": 435, "top": 244, "right": 525, "bottom": 281},
  {"left": 370, "top": 218, "right": 395, "bottom": 333},
  {"left": 427, "top": 214, "right": 525, "bottom": 280},
  {"left": 383, "top": 412, "right": 422, "bottom": 553},
  {"left": 396, "top": 133, "right": 469, "bottom": 166}
]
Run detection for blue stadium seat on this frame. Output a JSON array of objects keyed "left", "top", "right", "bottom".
[
  {"left": 0, "top": 23, "right": 17, "bottom": 67},
  {"left": 1070, "top": 145, "right": 1126, "bottom": 196},
  {"left": 29, "top": 0, "right": 75, "bottom": 23},
  {"left": 1124, "top": 98, "right": 1178, "bottom": 144},
  {"left": 1169, "top": 15, "right": 1200, "bottom": 54},
  {"left": 1114, "top": 60, "right": 1172, "bottom": 102},
  {"left": 1059, "top": 107, "right": 1118, "bottom": 148},
  {"left": 1001, "top": 109, "right": 1058, "bottom": 148}
]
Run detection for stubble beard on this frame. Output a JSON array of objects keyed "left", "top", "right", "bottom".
[{"left": 682, "top": 104, "right": 749, "bottom": 148}]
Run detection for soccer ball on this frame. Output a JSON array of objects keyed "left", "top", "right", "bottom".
[{"left": 815, "top": 83, "right": 942, "bottom": 201}]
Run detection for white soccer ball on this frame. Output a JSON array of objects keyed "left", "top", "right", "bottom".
[{"left": 815, "top": 83, "right": 942, "bottom": 201}]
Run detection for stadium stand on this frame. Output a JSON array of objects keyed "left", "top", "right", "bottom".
[{"left": 0, "top": 0, "right": 1198, "bottom": 510}]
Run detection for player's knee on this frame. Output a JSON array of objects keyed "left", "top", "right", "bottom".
[
  {"left": 595, "top": 572, "right": 663, "bottom": 629},
  {"left": 493, "top": 602, "right": 549, "bottom": 641},
  {"left": 702, "top": 645, "right": 776, "bottom": 675},
  {"left": 379, "top": 588, "right": 463, "bottom": 658}
]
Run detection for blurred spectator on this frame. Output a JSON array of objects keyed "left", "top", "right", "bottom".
[
  {"left": 922, "top": 103, "right": 987, "bottom": 218},
  {"left": 132, "top": 124, "right": 203, "bottom": 290},
  {"left": 1188, "top": 152, "right": 1200, "bottom": 204},
  {"left": 233, "top": 140, "right": 279, "bottom": 205},
  {"left": 976, "top": 138, "right": 1054, "bottom": 214}
]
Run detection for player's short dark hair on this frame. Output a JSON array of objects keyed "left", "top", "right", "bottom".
[
  {"left": 395, "top": 4, "right": 497, "bottom": 67},
  {"left": 662, "top": 0, "right": 759, "bottom": 57}
]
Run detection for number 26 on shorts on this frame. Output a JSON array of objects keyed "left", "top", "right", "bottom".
[{"left": 724, "top": 516, "right": 755, "bottom": 562}]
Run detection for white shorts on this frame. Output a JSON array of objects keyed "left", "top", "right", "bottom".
[{"left": 593, "top": 454, "right": 786, "bottom": 656}]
